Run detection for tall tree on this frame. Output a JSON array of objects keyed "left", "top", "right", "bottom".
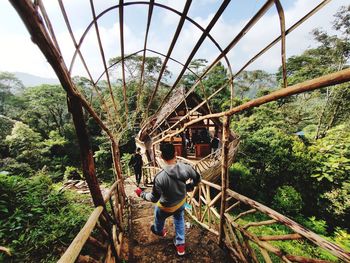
[{"left": 0, "top": 72, "right": 24, "bottom": 116}]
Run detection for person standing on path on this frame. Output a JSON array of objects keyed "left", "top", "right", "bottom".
[
  {"left": 129, "top": 147, "right": 143, "bottom": 186},
  {"left": 135, "top": 143, "right": 201, "bottom": 256}
]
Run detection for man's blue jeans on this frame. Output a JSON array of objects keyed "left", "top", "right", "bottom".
[{"left": 154, "top": 204, "right": 185, "bottom": 245}]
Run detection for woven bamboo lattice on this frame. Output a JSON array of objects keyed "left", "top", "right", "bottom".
[{"left": 8, "top": 1, "right": 350, "bottom": 262}]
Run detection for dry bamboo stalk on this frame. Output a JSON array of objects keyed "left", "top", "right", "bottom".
[
  {"left": 243, "top": 219, "right": 277, "bottom": 229},
  {"left": 225, "top": 213, "right": 298, "bottom": 263},
  {"left": 206, "top": 184, "right": 212, "bottom": 227},
  {"left": 224, "top": 226, "right": 244, "bottom": 262},
  {"left": 185, "top": 210, "right": 219, "bottom": 235},
  {"left": 198, "top": 185, "right": 202, "bottom": 220},
  {"left": 225, "top": 220, "right": 248, "bottom": 262},
  {"left": 201, "top": 179, "right": 222, "bottom": 191},
  {"left": 117, "top": 233, "right": 123, "bottom": 257},
  {"left": 103, "top": 180, "right": 120, "bottom": 203},
  {"left": 260, "top": 248, "right": 273, "bottom": 263},
  {"left": 259, "top": 233, "right": 302, "bottom": 241},
  {"left": 58, "top": 206, "right": 103, "bottom": 263},
  {"left": 233, "top": 209, "right": 257, "bottom": 221},
  {"left": 225, "top": 188, "right": 350, "bottom": 262},
  {"left": 209, "top": 205, "right": 221, "bottom": 219},
  {"left": 285, "top": 255, "right": 331, "bottom": 263},
  {"left": 225, "top": 201, "right": 241, "bottom": 213},
  {"left": 243, "top": 236, "right": 259, "bottom": 263},
  {"left": 104, "top": 245, "right": 113, "bottom": 263}
]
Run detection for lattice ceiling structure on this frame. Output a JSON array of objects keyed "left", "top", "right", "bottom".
[{"left": 9, "top": 0, "right": 350, "bottom": 145}]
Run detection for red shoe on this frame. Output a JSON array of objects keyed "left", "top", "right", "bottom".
[{"left": 176, "top": 243, "right": 185, "bottom": 256}]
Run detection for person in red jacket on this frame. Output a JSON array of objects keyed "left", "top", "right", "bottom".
[{"left": 135, "top": 143, "right": 201, "bottom": 256}]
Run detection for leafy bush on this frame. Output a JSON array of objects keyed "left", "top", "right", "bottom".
[
  {"left": 0, "top": 172, "right": 92, "bottom": 262},
  {"left": 321, "top": 181, "right": 350, "bottom": 228},
  {"left": 64, "top": 166, "right": 82, "bottom": 181},
  {"left": 0, "top": 158, "right": 34, "bottom": 177},
  {"left": 272, "top": 185, "right": 303, "bottom": 216},
  {"left": 298, "top": 216, "right": 328, "bottom": 236}
]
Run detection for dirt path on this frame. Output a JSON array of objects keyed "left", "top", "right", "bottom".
[{"left": 122, "top": 177, "right": 231, "bottom": 262}]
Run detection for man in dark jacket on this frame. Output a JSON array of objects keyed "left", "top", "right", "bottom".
[
  {"left": 135, "top": 143, "right": 201, "bottom": 256},
  {"left": 129, "top": 147, "right": 143, "bottom": 186}
]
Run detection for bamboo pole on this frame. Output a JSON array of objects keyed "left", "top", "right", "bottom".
[
  {"left": 153, "top": 68, "right": 350, "bottom": 145},
  {"left": 58, "top": 206, "right": 103, "bottom": 263},
  {"left": 218, "top": 116, "right": 230, "bottom": 246}
]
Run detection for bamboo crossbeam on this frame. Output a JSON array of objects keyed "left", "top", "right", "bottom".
[
  {"left": 103, "top": 180, "right": 120, "bottom": 203},
  {"left": 185, "top": 209, "right": 219, "bottom": 236},
  {"left": 200, "top": 193, "right": 221, "bottom": 222},
  {"left": 243, "top": 219, "right": 277, "bottom": 229},
  {"left": 146, "top": 0, "right": 192, "bottom": 114},
  {"left": 225, "top": 188, "right": 350, "bottom": 262},
  {"left": 225, "top": 201, "right": 240, "bottom": 213},
  {"left": 259, "top": 233, "right": 302, "bottom": 241},
  {"left": 274, "top": 0, "right": 287, "bottom": 89},
  {"left": 201, "top": 180, "right": 222, "bottom": 191},
  {"left": 58, "top": 206, "right": 103, "bottom": 263},
  {"left": 233, "top": 209, "right": 257, "bottom": 221}
]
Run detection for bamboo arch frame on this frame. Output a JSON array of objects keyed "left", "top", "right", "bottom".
[{"left": 8, "top": 0, "right": 350, "bottom": 262}]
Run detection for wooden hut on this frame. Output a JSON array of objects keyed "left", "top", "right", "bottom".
[{"left": 137, "top": 88, "right": 239, "bottom": 182}]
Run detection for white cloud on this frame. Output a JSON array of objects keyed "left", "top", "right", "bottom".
[{"left": 0, "top": 0, "right": 348, "bottom": 80}]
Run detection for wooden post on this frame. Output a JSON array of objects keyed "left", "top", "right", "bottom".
[
  {"left": 68, "top": 95, "right": 105, "bottom": 208},
  {"left": 111, "top": 140, "right": 126, "bottom": 203},
  {"left": 68, "top": 96, "right": 118, "bottom": 259},
  {"left": 218, "top": 116, "right": 230, "bottom": 246}
]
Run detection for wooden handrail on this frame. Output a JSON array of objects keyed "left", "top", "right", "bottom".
[
  {"left": 103, "top": 180, "right": 120, "bottom": 203},
  {"left": 58, "top": 206, "right": 104, "bottom": 263},
  {"left": 188, "top": 179, "right": 350, "bottom": 262},
  {"left": 225, "top": 188, "right": 350, "bottom": 262}
]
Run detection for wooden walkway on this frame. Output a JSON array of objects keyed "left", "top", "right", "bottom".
[{"left": 122, "top": 177, "right": 231, "bottom": 262}]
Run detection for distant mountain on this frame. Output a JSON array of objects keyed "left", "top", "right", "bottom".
[{"left": 14, "top": 72, "right": 60, "bottom": 87}]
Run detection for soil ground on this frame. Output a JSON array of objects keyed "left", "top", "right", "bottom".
[{"left": 122, "top": 177, "right": 232, "bottom": 263}]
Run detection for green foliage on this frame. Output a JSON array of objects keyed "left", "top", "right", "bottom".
[
  {"left": 310, "top": 124, "right": 350, "bottom": 184},
  {"left": 63, "top": 166, "right": 82, "bottom": 181},
  {"left": 5, "top": 122, "right": 43, "bottom": 169},
  {"left": 272, "top": 185, "right": 303, "bottom": 216},
  {"left": 299, "top": 216, "right": 328, "bottom": 236},
  {"left": 0, "top": 158, "right": 34, "bottom": 178},
  {"left": 321, "top": 182, "right": 350, "bottom": 226},
  {"left": 0, "top": 172, "right": 92, "bottom": 262},
  {"left": 0, "top": 72, "right": 24, "bottom": 116},
  {"left": 21, "top": 84, "right": 70, "bottom": 137}
]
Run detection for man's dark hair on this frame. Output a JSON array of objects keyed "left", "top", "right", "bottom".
[{"left": 160, "top": 143, "right": 175, "bottom": 161}]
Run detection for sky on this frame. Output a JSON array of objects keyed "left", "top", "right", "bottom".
[{"left": 0, "top": 0, "right": 347, "bottom": 81}]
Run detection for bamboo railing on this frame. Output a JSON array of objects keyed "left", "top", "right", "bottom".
[
  {"left": 58, "top": 180, "right": 126, "bottom": 263},
  {"left": 173, "top": 137, "right": 239, "bottom": 182},
  {"left": 142, "top": 165, "right": 161, "bottom": 185},
  {"left": 186, "top": 180, "right": 350, "bottom": 262}
]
